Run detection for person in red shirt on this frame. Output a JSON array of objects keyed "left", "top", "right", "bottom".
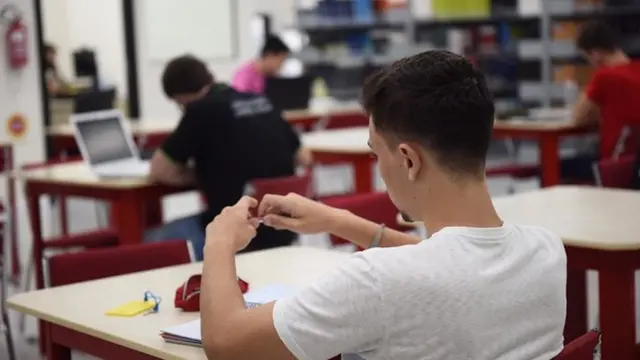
[{"left": 565, "top": 21, "right": 640, "bottom": 180}]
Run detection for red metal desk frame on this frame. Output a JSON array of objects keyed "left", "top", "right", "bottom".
[
  {"left": 308, "top": 124, "right": 595, "bottom": 194},
  {"left": 492, "top": 123, "right": 593, "bottom": 187},
  {"left": 565, "top": 246, "right": 640, "bottom": 360}
]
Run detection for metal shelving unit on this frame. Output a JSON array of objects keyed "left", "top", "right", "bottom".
[{"left": 292, "top": 0, "right": 640, "bottom": 110}]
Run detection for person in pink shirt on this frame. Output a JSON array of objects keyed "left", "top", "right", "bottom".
[{"left": 232, "top": 35, "right": 291, "bottom": 94}]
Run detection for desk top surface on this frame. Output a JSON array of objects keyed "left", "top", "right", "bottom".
[
  {"left": 302, "top": 119, "right": 582, "bottom": 154},
  {"left": 399, "top": 186, "right": 640, "bottom": 251},
  {"left": 47, "top": 119, "right": 176, "bottom": 137},
  {"left": 13, "top": 162, "right": 152, "bottom": 188},
  {"left": 493, "top": 119, "right": 582, "bottom": 132},
  {"left": 7, "top": 247, "right": 349, "bottom": 360},
  {"left": 302, "top": 127, "right": 371, "bottom": 154},
  {"left": 48, "top": 99, "right": 363, "bottom": 137},
  {"left": 21, "top": 128, "right": 367, "bottom": 187}
]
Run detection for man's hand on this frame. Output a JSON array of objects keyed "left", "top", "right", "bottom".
[
  {"left": 295, "top": 147, "right": 313, "bottom": 167},
  {"left": 149, "top": 150, "right": 196, "bottom": 186},
  {"left": 205, "top": 196, "right": 261, "bottom": 253},
  {"left": 258, "top": 193, "right": 341, "bottom": 234}
]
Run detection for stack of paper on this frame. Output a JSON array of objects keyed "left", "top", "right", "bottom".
[
  {"left": 161, "top": 319, "right": 202, "bottom": 347},
  {"left": 160, "top": 284, "right": 297, "bottom": 347}
]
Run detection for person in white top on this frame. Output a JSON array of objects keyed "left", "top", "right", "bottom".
[{"left": 200, "top": 50, "right": 567, "bottom": 360}]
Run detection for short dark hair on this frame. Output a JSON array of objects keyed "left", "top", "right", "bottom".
[
  {"left": 361, "top": 50, "right": 495, "bottom": 177},
  {"left": 261, "top": 35, "right": 290, "bottom": 57},
  {"left": 162, "top": 55, "right": 214, "bottom": 98},
  {"left": 577, "top": 21, "right": 619, "bottom": 52}
]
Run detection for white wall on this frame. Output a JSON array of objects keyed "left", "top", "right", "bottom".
[
  {"left": 0, "top": 0, "right": 46, "bottom": 262},
  {"left": 135, "top": 0, "right": 296, "bottom": 119},
  {"left": 43, "top": 0, "right": 297, "bottom": 119},
  {"left": 42, "top": 0, "right": 127, "bottom": 96},
  {"left": 41, "top": 0, "right": 72, "bottom": 77}
]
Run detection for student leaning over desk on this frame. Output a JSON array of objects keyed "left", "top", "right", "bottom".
[
  {"left": 145, "top": 55, "right": 312, "bottom": 261},
  {"left": 200, "top": 50, "right": 567, "bottom": 360},
  {"left": 232, "top": 35, "right": 291, "bottom": 95},
  {"left": 564, "top": 20, "right": 640, "bottom": 181}
]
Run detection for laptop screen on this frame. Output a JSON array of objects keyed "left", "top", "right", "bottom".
[{"left": 76, "top": 116, "right": 135, "bottom": 165}]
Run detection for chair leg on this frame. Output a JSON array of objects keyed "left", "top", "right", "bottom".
[
  {"left": 2, "top": 309, "right": 16, "bottom": 360},
  {"left": 94, "top": 202, "right": 109, "bottom": 228},
  {"left": 1, "top": 230, "right": 17, "bottom": 360},
  {"left": 18, "top": 251, "right": 33, "bottom": 335},
  {"left": 504, "top": 139, "right": 520, "bottom": 161}
]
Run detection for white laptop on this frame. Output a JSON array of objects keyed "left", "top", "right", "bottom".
[{"left": 71, "top": 109, "right": 150, "bottom": 178}]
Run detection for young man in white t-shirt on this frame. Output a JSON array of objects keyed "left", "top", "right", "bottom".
[{"left": 199, "top": 50, "right": 567, "bottom": 360}]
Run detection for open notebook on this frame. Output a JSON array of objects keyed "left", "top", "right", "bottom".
[{"left": 160, "top": 284, "right": 297, "bottom": 347}]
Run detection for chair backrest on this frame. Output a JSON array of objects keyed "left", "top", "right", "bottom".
[
  {"left": 325, "top": 113, "right": 368, "bottom": 130},
  {"left": 553, "top": 330, "right": 599, "bottom": 360},
  {"left": 593, "top": 154, "right": 636, "bottom": 188},
  {"left": 322, "top": 192, "right": 409, "bottom": 246},
  {"left": 46, "top": 240, "right": 193, "bottom": 287},
  {"left": 0, "top": 144, "right": 12, "bottom": 174},
  {"left": 613, "top": 124, "right": 640, "bottom": 159},
  {"left": 249, "top": 171, "right": 313, "bottom": 202}
]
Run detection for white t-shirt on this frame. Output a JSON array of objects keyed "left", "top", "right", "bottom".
[{"left": 273, "top": 224, "right": 566, "bottom": 360}]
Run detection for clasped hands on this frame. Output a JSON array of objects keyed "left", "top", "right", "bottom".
[{"left": 205, "top": 193, "right": 336, "bottom": 253}]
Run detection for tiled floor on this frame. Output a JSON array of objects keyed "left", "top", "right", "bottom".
[{"left": 0, "top": 141, "right": 627, "bottom": 359}]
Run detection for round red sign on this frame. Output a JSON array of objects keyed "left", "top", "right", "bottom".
[{"left": 6, "top": 114, "right": 27, "bottom": 139}]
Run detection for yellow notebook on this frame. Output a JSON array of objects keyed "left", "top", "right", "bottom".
[{"left": 106, "top": 300, "right": 156, "bottom": 317}]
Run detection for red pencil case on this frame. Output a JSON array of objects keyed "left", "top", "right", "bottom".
[{"left": 174, "top": 274, "right": 249, "bottom": 312}]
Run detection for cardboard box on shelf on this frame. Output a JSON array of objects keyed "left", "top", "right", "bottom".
[
  {"left": 374, "top": 0, "right": 406, "bottom": 11},
  {"left": 553, "top": 21, "right": 582, "bottom": 40},
  {"left": 554, "top": 64, "right": 594, "bottom": 88},
  {"left": 574, "top": 0, "right": 603, "bottom": 9}
]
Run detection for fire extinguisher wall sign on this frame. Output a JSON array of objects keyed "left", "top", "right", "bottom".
[{"left": 1, "top": 4, "right": 27, "bottom": 70}]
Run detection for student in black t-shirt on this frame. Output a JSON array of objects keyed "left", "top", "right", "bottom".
[{"left": 145, "top": 55, "right": 311, "bottom": 260}]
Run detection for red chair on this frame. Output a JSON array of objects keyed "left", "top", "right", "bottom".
[
  {"left": 21, "top": 157, "right": 120, "bottom": 289},
  {"left": 45, "top": 240, "right": 194, "bottom": 287},
  {"left": 554, "top": 330, "right": 599, "bottom": 360},
  {"left": 593, "top": 155, "right": 636, "bottom": 189},
  {"left": 41, "top": 241, "right": 193, "bottom": 358},
  {"left": 201, "top": 172, "right": 313, "bottom": 206},
  {"left": 22, "top": 156, "right": 83, "bottom": 236},
  {"left": 19, "top": 157, "right": 120, "bottom": 341},
  {"left": 322, "top": 192, "right": 411, "bottom": 248},
  {"left": 249, "top": 171, "right": 313, "bottom": 201},
  {"left": 324, "top": 113, "right": 368, "bottom": 130}
]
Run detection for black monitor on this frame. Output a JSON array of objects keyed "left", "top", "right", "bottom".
[
  {"left": 73, "top": 89, "right": 116, "bottom": 114},
  {"left": 73, "top": 48, "right": 99, "bottom": 86},
  {"left": 265, "top": 75, "right": 313, "bottom": 111}
]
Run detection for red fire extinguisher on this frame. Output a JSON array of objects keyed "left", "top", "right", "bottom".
[{"left": 1, "top": 4, "right": 27, "bottom": 70}]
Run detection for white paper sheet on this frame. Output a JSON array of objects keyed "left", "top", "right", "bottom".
[{"left": 160, "top": 285, "right": 298, "bottom": 344}]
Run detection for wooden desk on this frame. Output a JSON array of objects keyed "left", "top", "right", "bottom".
[
  {"left": 47, "top": 103, "right": 365, "bottom": 157},
  {"left": 493, "top": 119, "right": 592, "bottom": 187},
  {"left": 399, "top": 186, "right": 640, "bottom": 360},
  {"left": 302, "top": 120, "right": 593, "bottom": 193},
  {"left": 47, "top": 119, "right": 176, "bottom": 156},
  {"left": 13, "top": 162, "right": 190, "bottom": 291},
  {"left": 8, "top": 247, "right": 349, "bottom": 360},
  {"left": 302, "top": 128, "right": 373, "bottom": 193}
]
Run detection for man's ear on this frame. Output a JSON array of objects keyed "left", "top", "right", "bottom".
[{"left": 397, "top": 143, "right": 422, "bottom": 181}]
